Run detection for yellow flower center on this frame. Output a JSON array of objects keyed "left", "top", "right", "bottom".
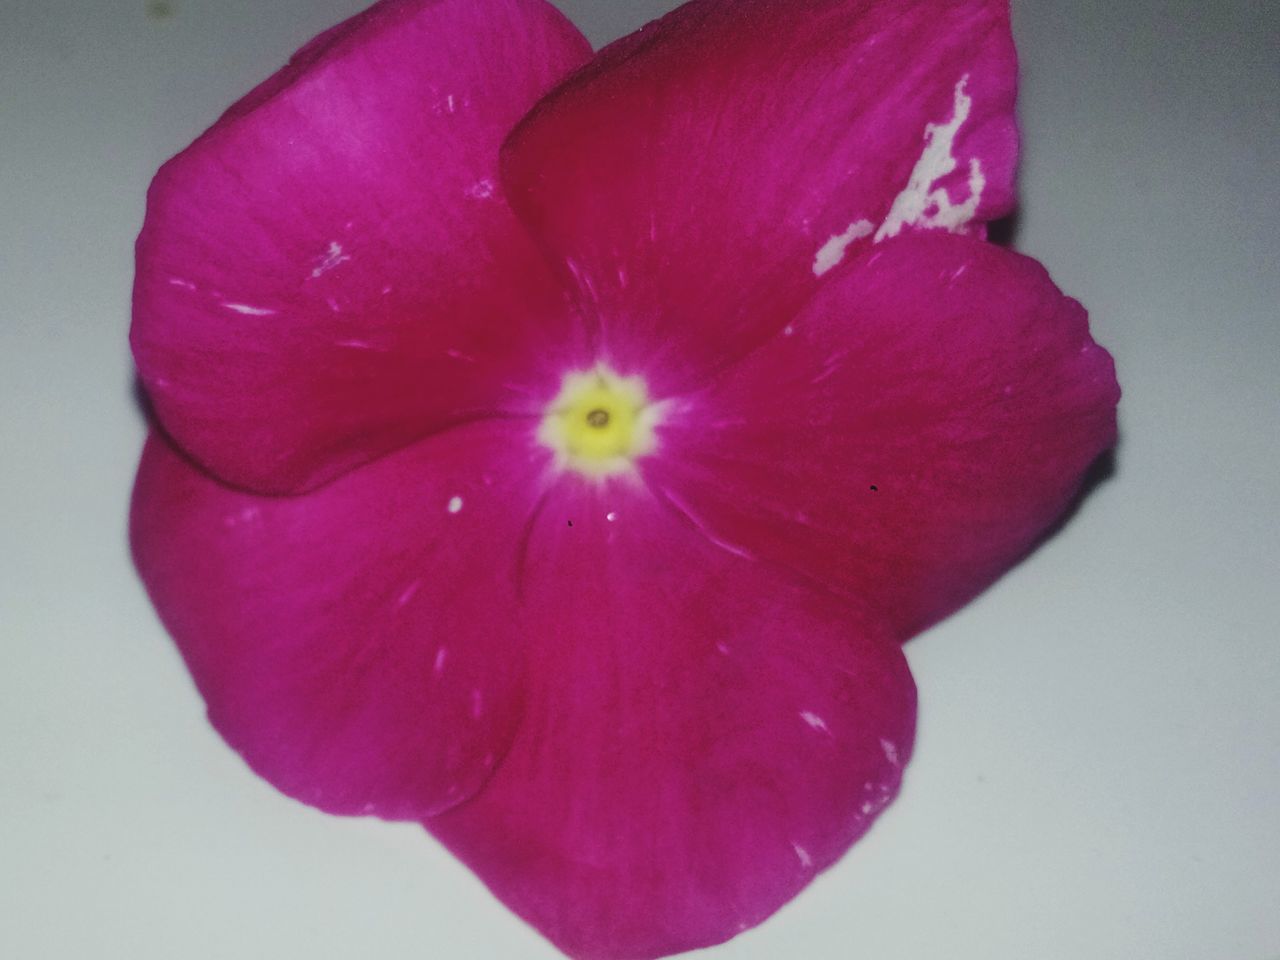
[{"left": 538, "top": 366, "right": 659, "bottom": 477}]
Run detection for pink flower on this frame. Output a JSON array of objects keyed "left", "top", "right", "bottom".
[{"left": 129, "top": 0, "right": 1119, "bottom": 957}]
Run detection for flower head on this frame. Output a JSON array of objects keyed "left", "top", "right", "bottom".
[{"left": 129, "top": 0, "right": 1119, "bottom": 957}]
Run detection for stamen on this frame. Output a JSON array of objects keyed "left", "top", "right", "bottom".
[{"left": 538, "top": 366, "right": 659, "bottom": 478}]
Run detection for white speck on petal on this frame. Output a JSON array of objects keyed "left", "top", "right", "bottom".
[
  {"left": 396, "top": 579, "right": 422, "bottom": 609},
  {"left": 433, "top": 647, "right": 448, "bottom": 676},
  {"left": 876, "top": 75, "right": 984, "bottom": 242},
  {"left": 167, "top": 277, "right": 196, "bottom": 291},
  {"left": 880, "top": 738, "right": 900, "bottom": 766},
  {"left": 221, "top": 302, "right": 276, "bottom": 317},
  {"left": 447, "top": 496, "right": 464, "bottom": 514},
  {"left": 800, "top": 711, "right": 831, "bottom": 735},
  {"left": 335, "top": 338, "right": 373, "bottom": 350},
  {"left": 811, "top": 355, "right": 843, "bottom": 385},
  {"left": 470, "top": 688, "right": 484, "bottom": 719},
  {"left": 564, "top": 257, "right": 599, "bottom": 302},
  {"left": 605, "top": 511, "right": 617, "bottom": 522},
  {"left": 715, "top": 642, "right": 731, "bottom": 656},
  {"left": 310, "top": 241, "right": 351, "bottom": 279},
  {"left": 812, "top": 218, "right": 874, "bottom": 276},
  {"left": 792, "top": 843, "right": 814, "bottom": 868},
  {"left": 468, "top": 179, "right": 496, "bottom": 200},
  {"left": 445, "top": 349, "right": 477, "bottom": 363},
  {"left": 222, "top": 506, "right": 261, "bottom": 528},
  {"left": 783, "top": 324, "right": 796, "bottom": 337}
]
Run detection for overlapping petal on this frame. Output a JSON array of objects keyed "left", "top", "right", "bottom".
[
  {"left": 132, "top": 0, "right": 593, "bottom": 494},
  {"left": 428, "top": 482, "right": 916, "bottom": 960},
  {"left": 130, "top": 420, "right": 551, "bottom": 819},
  {"left": 501, "top": 0, "right": 1019, "bottom": 395},
  {"left": 645, "top": 232, "right": 1119, "bottom": 640}
]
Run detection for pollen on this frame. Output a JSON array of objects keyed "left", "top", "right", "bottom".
[{"left": 538, "top": 366, "right": 659, "bottom": 477}]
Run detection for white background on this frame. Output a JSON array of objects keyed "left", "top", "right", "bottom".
[{"left": 2, "top": 1, "right": 1277, "bottom": 958}]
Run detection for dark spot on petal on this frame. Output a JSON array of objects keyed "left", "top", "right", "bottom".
[
  {"left": 870, "top": 485, "right": 878, "bottom": 492},
  {"left": 586, "top": 408, "right": 610, "bottom": 428}
]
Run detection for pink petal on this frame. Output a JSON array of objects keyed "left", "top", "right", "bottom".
[
  {"left": 501, "top": 0, "right": 1018, "bottom": 395},
  {"left": 132, "top": 0, "right": 592, "bottom": 494},
  {"left": 428, "top": 482, "right": 916, "bottom": 959},
  {"left": 130, "top": 420, "right": 551, "bottom": 819},
  {"left": 645, "top": 232, "right": 1119, "bottom": 641}
]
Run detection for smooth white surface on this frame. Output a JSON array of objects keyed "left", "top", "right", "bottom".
[{"left": 2, "top": 1, "right": 1277, "bottom": 958}]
